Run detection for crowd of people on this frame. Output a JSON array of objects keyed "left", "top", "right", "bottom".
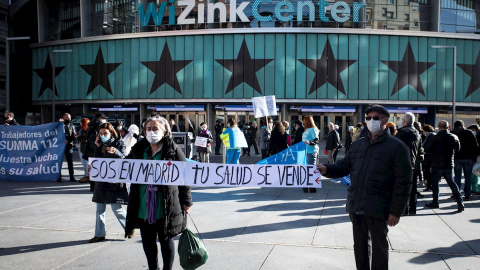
[{"left": 4, "top": 107, "right": 479, "bottom": 270}]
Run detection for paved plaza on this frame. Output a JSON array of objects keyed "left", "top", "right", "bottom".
[{"left": 1, "top": 149, "right": 479, "bottom": 270}]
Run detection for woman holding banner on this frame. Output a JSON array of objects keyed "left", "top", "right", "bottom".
[
  {"left": 88, "top": 122, "right": 129, "bottom": 243},
  {"left": 125, "top": 116, "right": 192, "bottom": 270},
  {"left": 196, "top": 122, "right": 214, "bottom": 163},
  {"left": 221, "top": 118, "right": 248, "bottom": 164},
  {"left": 303, "top": 116, "right": 320, "bottom": 193}
]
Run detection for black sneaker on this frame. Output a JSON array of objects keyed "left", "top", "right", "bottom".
[{"left": 464, "top": 196, "right": 471, "bottom": 201}]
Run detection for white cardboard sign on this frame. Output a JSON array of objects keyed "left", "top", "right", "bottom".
[{"left": 251, "top": 96, "right": 277, "bottom": 118}]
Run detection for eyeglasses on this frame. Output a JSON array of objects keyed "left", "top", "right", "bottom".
[
  {"left": 365, "top": 116, "right": 383, "bottom": 121},
  {"left": 147, "top": 115, "right": 162, "bottom": 121}
]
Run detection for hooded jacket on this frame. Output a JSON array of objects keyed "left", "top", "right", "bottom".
[{"left": 324, "top": 129, "right": 412, "bottom": 220}]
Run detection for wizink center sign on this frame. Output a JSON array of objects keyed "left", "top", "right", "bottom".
[{"left": 138, "top": 0, "right": 365, "bottom": 26}]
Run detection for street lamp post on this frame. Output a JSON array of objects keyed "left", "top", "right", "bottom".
[
  {"left": 431, "top": 45, "right": 457, "bottom": 126},
  {"left": 51, "top": 49, "right": 72, "bottom": 122},
  {"left": 5, "top": 36, "right": 30, "bottom": 112}
]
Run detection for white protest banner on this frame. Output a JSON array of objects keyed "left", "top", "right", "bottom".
[
  {"left": 89, "top": 158, "right": 322, "bottom": 188},
  {"left": 194, "top": 136, "right": 208, "bottom": 147},
  {"left": 251, "top": 96, "right": 277, "bottom": 118}
]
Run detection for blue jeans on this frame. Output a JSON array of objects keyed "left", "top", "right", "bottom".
[
  {"left": 306, "top": 152, "right": 318, "bottom": 165},
  {"left": 226, "top": 148, "right": 241, "bottom": 164},
  {"left": 95, "top": 203, "right": 126, "bottom": 237},
  {"left": 78, "top": 149, "right": 88, "bottom": 176},
  {"left": 431, "top": 168, "right": 462, "bottom": 204},
  {"left": 454, "top": 159, "right": 473, "bottom": 198}
]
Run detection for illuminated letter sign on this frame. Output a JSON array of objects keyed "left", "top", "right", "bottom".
[{"left": 138, "top": 0, "right": 364, "bottom": 27}]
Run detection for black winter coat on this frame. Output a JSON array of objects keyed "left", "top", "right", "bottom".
[
  {"left": 325, "top": 130, "right": 340, "bottom": 151},
  {"left": 268, "top": 131, "right": 288, "bottom": 156},
  {"left": 64, "top": 122, "right": 76, "bottom": 152},
  {"left": 424, "top": 130, "right": 460, "bottom": 169},
  {"left": 324, "top": 129, "right": 412, "bottom": 220},
  {"left": 395, "top": 125, "right": 422, "bottom": 170},
  {"left": 125, "top": 137, "right": 193, "bottom": 239},
  {"left": 92, "top": 138, "right": 129, "bottom": 204},
  {"left": 293, "top": 126, "right": 304, "bottom": 145},
  {"left": 452, "top": 127, "right": 478, "bottom": 161}
]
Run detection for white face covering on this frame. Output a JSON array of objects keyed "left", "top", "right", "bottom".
[
  {"left": 366, "top": 119, "right": 382, "bottom": 134},
  {"left": 268, "top": 123, "right": 273, "bottom": 129},
  {"left": 146, "top": 130, "right": 163, "bottom": 144}
]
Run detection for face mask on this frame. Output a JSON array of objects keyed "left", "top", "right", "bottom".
[
  {"left": 366, "top": 120, "right": 382, "bottom": 134},
  {"left": 100, "top": 119, "right": 107, "bottom": 124},
  {"left": 360, "top": 126, "right": 364, "bottom": 130},
  {"left": 269, "top": 123, "right": 273, "bottom": 129},
  {"left": 117, "top": 126, "right": 123, "bottom": 130},
  {"left": 100, "top": 135, "right": 111, "bottom": 144},
  {"left": 146, "top": 131, "right": 163, "bottom": 144},
  {"left": 201, "top": 127, "right": 206, "bottom": 131},
  {"left": 473, "top": 131, "right": 477, "bottom": 136}
]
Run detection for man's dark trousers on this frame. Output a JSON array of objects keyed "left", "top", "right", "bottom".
[
  {"left": 431, "top": 168, "right": 462, "bottom": 203},
  {"left": 215, "top": 134, "right": 221, "bottom": 154},
  {"left": 65, "top": 148, "right": 75, "bottom": 181},
  {"left": 349, "top": 213, "right": 389, "bottom": 270}
]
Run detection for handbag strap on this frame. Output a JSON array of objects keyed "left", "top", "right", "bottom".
[{"left": 187, "top": 213, "right": 207, "bottom": 247}]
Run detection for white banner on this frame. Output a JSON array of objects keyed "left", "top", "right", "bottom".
[
  {"left": 194, "top": 136, "right": 208, "bottom": 147},
  {"left": 88, "top": 158, "right": 321, "bottom": 188},
  {"left": 251, "top": 96, "right": 277, "bottom": 118}
]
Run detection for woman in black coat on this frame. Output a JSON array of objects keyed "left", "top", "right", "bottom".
[
  {"left": 88, "top": 122, "right": 128, "bottom": 243},
  {"left": 125, "top": 116, "right": 193, "bottom": 270},
  {"left": 268, "top": 121, "right": 289, "bottom": 156}
]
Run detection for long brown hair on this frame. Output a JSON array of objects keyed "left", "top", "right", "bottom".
[
  {"left": 99, "top": 122, "right": 118, "bottom": 139},
  {"left": 303, "top": 116, "right": 318, "bottom": 131},
  {"left": 81, "top": 118, "right": 90, "bottom": 132}
]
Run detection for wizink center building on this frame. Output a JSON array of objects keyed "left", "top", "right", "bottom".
[{"left": 8, "top": 0, "right": 480, "bottom": 140}]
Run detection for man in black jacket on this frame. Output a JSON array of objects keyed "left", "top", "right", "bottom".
[
  {"left": 317, "top": 105, "right": 412, "bottom": 270},
  {"left": 395, "top": 112, "right": 422, "bottom": 215},
  {"left": 452, "top": 120, "right": 478, "bottom": 201},
  {"left": 424, "top": 120, "right": 464, "bottom": 212},
  {"left": 214, "top": 120, "right": 224, "bottom": 155},
  {"left": 325, "top": 122, "right": 340, "bottom": 164},
  {"left": 58, "top": 113, "right": 77, "bottom": 182}
]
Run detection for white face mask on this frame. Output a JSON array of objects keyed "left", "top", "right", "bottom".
[
  {"left": 269, "top": 123, "right": 273, "bottom": 129},
  {"left": 367, "top": 119, "right": 382, "bottom": 134},
  {"left": 146, "top": 130, "right": 163, "bottom": 144},
  {"left": 100, "top": 119, "right": 107, "bottom": 124}
]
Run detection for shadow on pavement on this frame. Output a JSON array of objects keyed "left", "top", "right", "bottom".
[
  {"left": 409, "top": 239, "right": 480, "bottom": 264},
  {"left": 0, "top": 240, "right": 90, "bottom": 256}
]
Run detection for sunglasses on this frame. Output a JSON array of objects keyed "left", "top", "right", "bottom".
[{"left": 365, "top": 116, "right": 383, "bottom": 121}]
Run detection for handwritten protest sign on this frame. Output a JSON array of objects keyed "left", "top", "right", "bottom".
[
  {"left": 251, "top": 96, "right": 277, "bottom": 118},
  {"left": 89, "top": 158, "right": 322, "bottom": 188},
  {"left": 194, "top": 136, "right": 208, "bottom": 147},
  {"left": 0, "top": 122, "right": 66, "bottom": 181}
]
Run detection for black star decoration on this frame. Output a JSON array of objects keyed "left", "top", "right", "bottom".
[
  {"left": 298, "top": 39, "right": 357, "bottom": 95},
  {"left": 215, "top": 39, "right": 273, "bottom": 94},
  {"left": 141, "top": 43, "right": 192, "bottom": 95},
  {"left": 381, "top": 42, "right": 435, "bottom": 96},
  {"left": 33, "top": 53, "right": 65, "bottom": 97},
  {"left": 458, "top": 52, "right": 480, "bottom": 98},
  {"left": 80, "top": 47, "right": 121, "bottom": 96}
]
